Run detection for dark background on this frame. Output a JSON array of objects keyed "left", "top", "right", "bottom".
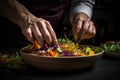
[
  {"left": 92, "top": 0, "right": 120, "bottom": 44},
  {"left": 0, "top": 1, "right": 120, "bottom": 80},
  {"left": 0, "top": 0, "right": 120, "bottom": 48}
]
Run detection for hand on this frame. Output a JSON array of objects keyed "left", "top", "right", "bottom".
[
  {"left": 21, "top": 16, "right": 58, "bottom": 46},
  {"left": 72, "top": 12, "right": 96, "bottom": 40}
]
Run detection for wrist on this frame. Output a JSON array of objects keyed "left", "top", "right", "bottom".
[{"left": 18, "top": 13, "right": 38, "bottom": 29}]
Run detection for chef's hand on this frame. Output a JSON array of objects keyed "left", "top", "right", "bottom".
[
  {"left": 72, "top": 12, "right": 96, "bottom": 40},
  {"left": 20, "top": 16, "right": 58, "bottom": 46}
]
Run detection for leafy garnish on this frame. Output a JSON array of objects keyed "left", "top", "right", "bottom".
[
  {"left": 0, "top": 52, "right": 25, "bottom": 70},
  {"left": 22, "top": 38, "right": 103, "bottom": 57},
  {"left": 100, "top": 41, "right": 120, "bottom": 53},
  {"left": 58, "top": 38, "right": 73, "bottom": 44}
]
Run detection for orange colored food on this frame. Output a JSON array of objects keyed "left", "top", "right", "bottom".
[{"left": 27, "top": 40, "right": 95, "bottom": 57}]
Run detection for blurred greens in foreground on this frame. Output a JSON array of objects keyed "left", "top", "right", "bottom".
[{"left": 0, "top": 52, "right": 25, "bottom": 70}]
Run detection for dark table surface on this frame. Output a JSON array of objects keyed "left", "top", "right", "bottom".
[{"left": 0, "top": 57, "right": 120, "bottom": 80}]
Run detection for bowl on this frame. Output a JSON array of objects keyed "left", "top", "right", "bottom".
[
  {"left": 100, "top": 41, "right": 120, "bottom": 60},
  {"left": 20, "top": 45, "right": 104, "bottom": 72},
  {"left": 104, "top": 52, "right": 120, "bottom": 60}
]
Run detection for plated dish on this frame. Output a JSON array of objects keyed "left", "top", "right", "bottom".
[{"left": 20, "top": 38, "right": 104, "bottom": 71}]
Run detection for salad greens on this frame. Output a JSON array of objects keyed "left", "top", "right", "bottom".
[
  {"left": 100, "top": 41, "right": 120, "bottom": 53},
  {"left": 0, "top": 52, "right": 25, "bottom": 70}
]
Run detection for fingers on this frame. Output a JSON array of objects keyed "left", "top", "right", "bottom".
[
  {"left": 72, "top": 18, "right": 83, "bottom": 40},
  {"left": 22, "top": 18, "right": 57, "bottom": 46},
  {"left": 22, "top": 27, "right": 34, "bottom": 43},
  {"left": 73, "top": 18, "right": 96, "bottom": 40},
  {"left": 36, "top": 19, "right": 52, "bottom": 45},
  {"left": 80, "top": 19, "right": 90, "bottom": 39},
  {"left": 46, "top": 21, "right": 58, "bottom": 45},
  {"left": 31, "top": 23, "right": 43, "bottom": 45},
  {"left": 83, "top": 23, "right": 96, "bottom": 39},
  {"left": 83, "top": 20, "right": 96, "bottom": 39},
  {"left": 81, "top": 19, "right": 96, "bottom": 39}
]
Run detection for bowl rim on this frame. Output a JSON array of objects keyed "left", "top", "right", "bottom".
[{"left": 20, "top": 45, "right": 104, "bottom": 59}]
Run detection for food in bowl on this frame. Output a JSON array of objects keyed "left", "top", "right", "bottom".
[
  {"left": 22, "top": 38, "right": 102, "bottom": 57},
  {"left": 20, "top": 38, "right": 104, "bottom": 71}
]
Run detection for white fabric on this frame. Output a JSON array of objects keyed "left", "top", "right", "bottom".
[{"left": 70, "top": 0, "right": 95, "bottom": 23}]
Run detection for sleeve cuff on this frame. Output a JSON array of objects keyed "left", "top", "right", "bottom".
[{"left": 70, "top": 3, "right": 93, "bottom": 24}]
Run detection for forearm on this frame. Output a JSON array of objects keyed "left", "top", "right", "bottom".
[
  {"left": 0, "top": 0, "right": 35, "bottom": 27},
  {"left": 70, "top": 0, "right": 95, "bottom": 23}
]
